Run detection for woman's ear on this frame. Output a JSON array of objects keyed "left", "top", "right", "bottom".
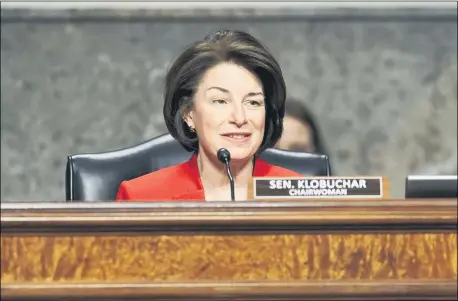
[
  {"left": 180, "top": 99, "right": 195, "bottom": 130},
  {"left": 183, "top": 110, "right": 195, "bottom": 130}
]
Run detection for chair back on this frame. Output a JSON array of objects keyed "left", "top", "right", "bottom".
[{"left": 66, "top": 134, "right": 332, "bottom": 201}]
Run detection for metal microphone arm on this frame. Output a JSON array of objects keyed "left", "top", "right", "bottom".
[
  {"left": 224, "top": 160, "right": 235, "bottom": 201},
  {"left": 217, "top": 148, "right": 236, "bottom": 201}
]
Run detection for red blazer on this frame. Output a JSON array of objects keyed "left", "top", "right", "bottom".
[{"left": 116, "top": 154, "right": 302, "bottom": 202}]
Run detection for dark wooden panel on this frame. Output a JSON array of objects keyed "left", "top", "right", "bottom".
[
  {"left": 1, "top": 200, "right": 457, "bottom": 300},
  {"left": 2, "top": 280, "right": 457, "bottom": 300},
  {"left": 1, "top": 199, "right": 457, "bottom": 233}
]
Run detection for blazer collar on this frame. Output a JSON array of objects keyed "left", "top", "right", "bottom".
[
  {"left": 183, "top": 153, "right": 272, "bottom": 187},
  {"left": 172, "top": 153, "right": 273, "bottom": 201}
]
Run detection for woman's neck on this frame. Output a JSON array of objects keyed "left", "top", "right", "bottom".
[{"left": 197, "top": 149, "right": 254, "bottom": 190}]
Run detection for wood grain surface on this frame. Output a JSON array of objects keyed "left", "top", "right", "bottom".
[
  {"left": 1, "top": 200, "right": 457, "bottom": 300},
  {"left": 1, "top": 232, "right": 456, "bottom": 283},
  {"left": 1, "top": 199, "right": 456, "bottom": 232},
  {"left": 2, "top": 280, "right": 457, "bottom": 300}
]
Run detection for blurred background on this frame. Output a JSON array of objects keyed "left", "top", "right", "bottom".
[{"left": 1, "top": 1, "right": 457, "bottom": 202}]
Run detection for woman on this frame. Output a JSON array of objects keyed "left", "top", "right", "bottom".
[
  {"left": 116, "top": 30, "right": 302, "bottom": 202},
  {"left": 275, "top": 97, "right": 328, "bottom": 156}
]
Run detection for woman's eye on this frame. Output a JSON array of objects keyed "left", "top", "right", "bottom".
[
  {"left": 247, "top": 100, "right": 262, "bottom": 106},
  {"left": 213, "top": 99, "right": 227, "bottom": 104}
]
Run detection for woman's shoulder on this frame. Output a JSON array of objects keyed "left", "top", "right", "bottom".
[
  {"left": 126, "top": 164, "right": 182, "bottom": 187},
  {"left": 116, "top": 158, "right": 198, "bottom": 201},
  {"left": 255, "top": 158, "right": 303, "bottom": 177},
  {"left": 268, "top": 164, "right": 303, "bottom": 177}
]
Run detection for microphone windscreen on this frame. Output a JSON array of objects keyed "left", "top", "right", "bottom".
[{"left": 217, "top": 148, "right": 231, "bottom": 163}]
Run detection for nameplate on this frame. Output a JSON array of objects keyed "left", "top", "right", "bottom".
[{"left": 253, "top": 177, "right": 385, "bottom": 199}]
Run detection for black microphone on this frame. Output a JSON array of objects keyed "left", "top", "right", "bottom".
[{"left": 217, "top": 148, "right": 235, "bottom": 201}]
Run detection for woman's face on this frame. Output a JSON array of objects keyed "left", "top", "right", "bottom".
[
  {"left": 184, "top": 62, "right": 266, "bottom": 162},
  {"left": 275, "top": 115, "right": 315, "bottom": 153}
]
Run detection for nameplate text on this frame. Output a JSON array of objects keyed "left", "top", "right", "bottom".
[{"left": 253, "top": 177, "right": 384, "bottom": 199}]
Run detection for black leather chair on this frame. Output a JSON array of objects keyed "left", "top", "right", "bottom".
[{"left": 66, "top": 134, "right": 332, "bottom": 202}]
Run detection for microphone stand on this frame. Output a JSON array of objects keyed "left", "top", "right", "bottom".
[
  {"left": 223, "top": 161, "right": 235, "bottom": 201},
  {"left": 217, "top": 148, "right": 236, "bottom": 201}
]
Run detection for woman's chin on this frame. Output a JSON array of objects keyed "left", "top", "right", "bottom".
[{"left": 225, "top": 148, "right": 257, "bottom": 162}]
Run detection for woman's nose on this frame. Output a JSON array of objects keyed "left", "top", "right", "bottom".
[{"left": 229, "top": 104, "right": 247, "bottom": 127}]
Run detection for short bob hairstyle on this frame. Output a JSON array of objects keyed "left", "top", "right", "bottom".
[{"left": 163, "top": 29, "right": 287, "bottom": 153}]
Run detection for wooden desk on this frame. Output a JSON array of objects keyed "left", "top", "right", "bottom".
[{"left": 1, "top": 199, "right": 457, "bottom": 300}]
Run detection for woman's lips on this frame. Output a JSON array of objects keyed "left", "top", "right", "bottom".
[{"left": 220, "top": 133, "right": 252, "bottom": 143}]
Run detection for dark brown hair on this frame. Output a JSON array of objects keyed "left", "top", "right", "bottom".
[
  {"left": 284, "top": 97, "right": 328, "bottom": 156},
  {"left": 163, "top": 29, "right": 287, "bottom": 153}
]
